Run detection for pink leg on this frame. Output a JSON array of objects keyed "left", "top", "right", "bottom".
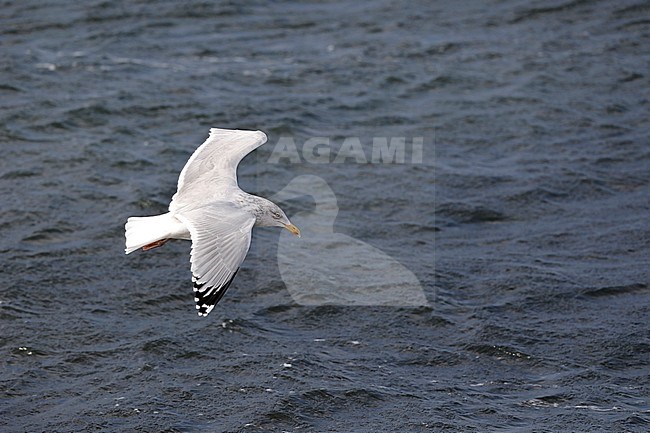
[{"left": 142, "top": 239, "right": 169, "bottom": 251}]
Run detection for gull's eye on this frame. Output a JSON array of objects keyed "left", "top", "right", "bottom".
[{"left": 272, "top": 211, "right": 282, "bottom": 219}]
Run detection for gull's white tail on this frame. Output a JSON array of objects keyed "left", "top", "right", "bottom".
[{"left": 124, "top": 213, "right": 189, "bottom": 254}]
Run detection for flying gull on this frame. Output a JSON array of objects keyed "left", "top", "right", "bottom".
[{"left": 125, "top": 128, "right": 301, "bottom": 316}]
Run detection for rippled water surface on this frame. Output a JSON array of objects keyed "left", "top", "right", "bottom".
[{"left": 2, "top": 1, "right": 649, "bottom": 432}]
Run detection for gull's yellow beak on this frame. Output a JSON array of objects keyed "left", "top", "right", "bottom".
[{"left": 284, "top": 223, "right": 301, "bottom": 237}]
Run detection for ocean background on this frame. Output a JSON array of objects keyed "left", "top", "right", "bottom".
[{"left": 1, "top": 0, "right": 649, "bottom": 431}]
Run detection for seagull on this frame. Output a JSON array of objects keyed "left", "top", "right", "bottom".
[
  {"left": 273, "top": 175, "right": 428, "bottom": 306},
  {"left": 124, "top": 128, "right": 301, "bottom": 316}
]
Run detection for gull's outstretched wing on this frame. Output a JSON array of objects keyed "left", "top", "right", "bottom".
[
  {"left": 175, "top": 204, "right": 256, "bottom": 316},
  {"left": 170, "top": 128, "right": 267, "bottom": 211}
]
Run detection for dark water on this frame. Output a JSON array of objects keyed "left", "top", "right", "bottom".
[{"left": 2, "top": 0, "right": 649, "bottom": 431}]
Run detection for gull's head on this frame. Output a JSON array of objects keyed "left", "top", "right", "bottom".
[{"left": 258, "top": 199, "right": 301, "bottom": 237}]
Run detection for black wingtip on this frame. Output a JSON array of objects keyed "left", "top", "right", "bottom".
[{"left": 192, "top": 269, "right": 239, "bottom": 316}]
